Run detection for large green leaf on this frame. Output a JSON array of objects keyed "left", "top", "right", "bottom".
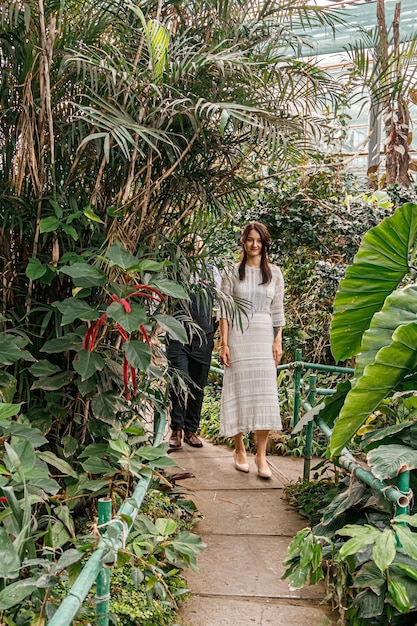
[
  {"left": 73, "top": 350, "right": 105, "bottom": 381},
  {"left": 80, "top": 457, "right": 117, "bottom": 475},
  {"left": 41, "top": 333, "right": 84, "bottom": 353},
  {"left": 0, "top": 335, "right": 35, "bottom": 365},
  {"left": 29, "top": 360, "right": 61, "bottom": 377},
  {"left": 137, "top": 259, "right": 166, "bottom": 271},
  {"left": 360, "top": 422, "right": 414, "bottom": 450},
  {"left": 59, "top": 263, "right": 107, "bottom": 288},
  {"left": 372, "top": 528, "right": 396, "bottom": 573},
  {"left": 53, "top": 298, "right": 100, "bottom": 325},
  {"left": 106, "top": 302, "right": 147, "bottom": 333},
  {"left": 0, "top": 403, "right": 22, "bottom": 419},
  {"left": 149, "top": 277, "right": 188, "bottom": 299},
  {"left": 353, "top": 561, "right": 386, "bottom": 595},
  {"left": 122, "top": 340, "right": 151, "bottom": 371},
  {"left": 367, "top": 444, "right": 417, "bottom": 481},
  {"left": 40, "top": 216, "right": 60, "bottom": 233},
  {"left": 0, "top": 420, "right": 47, "bottom": 448},
  {"left": 393, "top": 525, "right": 417, "bottom": 561},
  {"left": 31, "top": 371, "right": 74, "bottom": 390},
  {"left": 337, "top": 525, "right": 381, "bottom": 560},
  {"left": 37, "top": 451, "right": 78, "bottom": 479},
  {"left": 0, "top": 528, "right": 20, "bottom": 579},
  {"left": 153, "top": 314, "right": 188, "bottom": 343},
  {"left": 106, "top": 242, "right": 141, "bottom": 271},
  {"left": 11, "top": 440, "right": 36, "bottom": 472},
  {"left": 91, "top": 391, "right": 126, "bottom": 424},
  {"left": 0, "top": 371, "right": 17, "bottom": 403},
  {"left": 356, "top": 285, "right": 417, "bottom": 378},
  {"left": 331, "top": 203, "right": 417, "bottom": 362},
  {"left": 155, "top": 517, "right": 177, "bottom": 536},
  {"left": 387, "top": 578, "right": 411, "bottom": 613},
  {"left": 0, "top": 578, "right": 38, "bottom": 610},
  {"left": 330, "top": 322, "right": 417, "bottom": 457},
  {"left": 26, "top": 257, "right": 47, "bottom": 280}
]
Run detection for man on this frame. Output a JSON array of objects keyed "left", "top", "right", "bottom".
[{"left": 167, "top": 236, "right": 220, "bottom": 449}]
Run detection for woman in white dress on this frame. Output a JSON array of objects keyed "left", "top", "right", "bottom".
[{"left": 219, "top": 222, "right": 285, "bottom": 479}]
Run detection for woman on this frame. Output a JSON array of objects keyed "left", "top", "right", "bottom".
[{"left": 219, "top": 222, "right": 285, "bottom": 479}]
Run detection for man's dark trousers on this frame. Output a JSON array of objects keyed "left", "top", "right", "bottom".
[{"left": 166, "top": 333, "right": 214, "bottom": 432}]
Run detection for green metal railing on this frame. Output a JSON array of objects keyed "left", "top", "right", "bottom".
[
  {"left": 278, "top": 348, "right": 412, "bottom": 516},
  {"left": 47, "top": 410, "right": 167, "bottom": 626}
]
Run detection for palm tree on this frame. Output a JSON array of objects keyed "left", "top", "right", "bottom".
[
  {"left": 346, "top": 0, "right": 417, "bottom": 188},
  {"left": 3, "top": 0, "right": 349, "bottom": 256},
  {"left": 0, "top": 0, "right": 349, "bottom": 400}
]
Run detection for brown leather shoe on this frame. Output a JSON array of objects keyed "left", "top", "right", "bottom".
[
  {"left": 184, "top": 431, "right": 203, "bottom": 448},
  {"left": 169, "top": 429, "right": 182, "bottom": 449}
]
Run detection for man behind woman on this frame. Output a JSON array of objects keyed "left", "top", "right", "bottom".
[
  {"left": 167, "top": 235, "right": 221, "bottom": 449},
  {"left": 219, "top": 222, "right": 285, "bottom": 479}
]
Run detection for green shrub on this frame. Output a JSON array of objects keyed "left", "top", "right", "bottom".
[{"left": 110, "top": 567, "right": 188, "bottom": 626}]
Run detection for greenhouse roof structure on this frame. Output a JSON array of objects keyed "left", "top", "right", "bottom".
[{"left": 299, "top": 0, "right": 417, "bottom": 56}]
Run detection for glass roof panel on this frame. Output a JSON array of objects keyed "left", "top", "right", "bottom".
[{"left": 297, "top": 0, "right": 417, "bottom": 56}]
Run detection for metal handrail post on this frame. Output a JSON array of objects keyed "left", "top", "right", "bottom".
[
  {"left": 96, "top": 498, "right": 112, "bottom": 626},
  {"left": 396, "top": 471, "right": 410, "bottom": 517},
  {"left": 292, "top": 349, "right": 303, "bottom": 427},
  {"left": 303, "top": 374, "right": 316, "bottom": 481}
]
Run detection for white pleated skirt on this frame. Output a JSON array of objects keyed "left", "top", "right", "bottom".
[{"left": 220, "top": 312, "right": 282, "bottom": 437}]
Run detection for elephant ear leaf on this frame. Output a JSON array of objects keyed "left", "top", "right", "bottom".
[
  {"left": 367, "top": 444, "right": 417, "bottom": 481},
  {"left": 330, "top": 203, "right": 417, "bottom": 363},
  {"left": 355, "top": 284, "right": 417, "bottom": 378},
  {"left": 330, "top": 322, "right": 417, "bottom": 457}
]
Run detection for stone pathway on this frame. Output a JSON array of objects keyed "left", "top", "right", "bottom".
[{"left": 166, "top": 439, "right": 338, "bottom": 626}]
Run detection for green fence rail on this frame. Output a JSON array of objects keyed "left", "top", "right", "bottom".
[
  {"left": 47, "top": 410, "right": 167, "bottom": 626},
  {"left": 278, "top": 348, "right": 412, "bottom": 518}
]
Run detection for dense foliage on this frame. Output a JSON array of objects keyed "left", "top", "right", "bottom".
[
  {"left": 283, "top": 202, "right": 417, "bottom": 625},
  {"left": 3, "top": 0, "right": 417, "bottom": 622},
  {"left": 0, "top": 0, "right": 358, "bottom": 621}
]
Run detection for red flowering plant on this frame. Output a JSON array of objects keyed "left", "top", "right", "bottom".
[
  {"left": 25, "top": 241, "right": 190, "bottom": 498},
  {"left": 36, "top": 243, "right": 186, "bottom": 396},
  {"left": 0, "top": 242, "right": 198, "bottom": 619}
]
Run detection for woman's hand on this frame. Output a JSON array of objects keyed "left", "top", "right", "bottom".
[
  {"left": 272, "top": 338, "right": 282, "bottom": 367},
  {"left": 220, "top": 345, "right": 231, "bottom": 367}
]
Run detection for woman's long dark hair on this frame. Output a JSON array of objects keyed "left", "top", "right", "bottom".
[{"left": 238, "top": 222, "right": 272, "bottom": 284}]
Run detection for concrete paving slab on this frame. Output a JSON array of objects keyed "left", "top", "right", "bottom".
[
  {"left": 184, "top": 534, "right": 325, "bottom": 600},
  {"left": 166, "top": 437, "right": 339, "bottom": 625},
  {"left": 167, "top": 439, "right": 323, "bottom": 489},
  {"left": 266, "top": 455, "right": 328, "bottom": 485},
  {"left": 168, "top": 440, "right": 232, "bottom": 459},
  {"left": 190, "top": 489, "right": 306, "bottom": 536},
  {"left": 178, "top": 596, "right": 337, "bottom": 626},
  {"left": 167, "top": 453, "right": 293, "bottom": 490}
]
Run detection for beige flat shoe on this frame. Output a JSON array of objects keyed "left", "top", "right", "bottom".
[{"left": 233, "top": 450, "right": 249, "bottom": 473}]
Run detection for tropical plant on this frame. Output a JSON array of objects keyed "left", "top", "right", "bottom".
[
  {"left": 283, "top": 201, "right": 417, "bottom": 624},
  {"left": 346, "top": 0, "right": 417, "bottom": 188},
  {"left": 0, "top": 0, "right": 389, "bottom": 621},
  {"left": 1, "top": 0, "right": 349, "bottom": 262},
  {"left": 329, "top": 202, "right": 417, "bottom": 456},
  {"left": 283, "top": 518, "right": 417, "bottom": 625}
]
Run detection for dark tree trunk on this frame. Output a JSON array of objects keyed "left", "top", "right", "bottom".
[{"left": 378, "top": 0, "right": 411, "bottom": 187}]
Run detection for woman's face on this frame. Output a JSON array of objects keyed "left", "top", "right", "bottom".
[{"left": 244, "top": 228, "right": 263, "bottom": 260}]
